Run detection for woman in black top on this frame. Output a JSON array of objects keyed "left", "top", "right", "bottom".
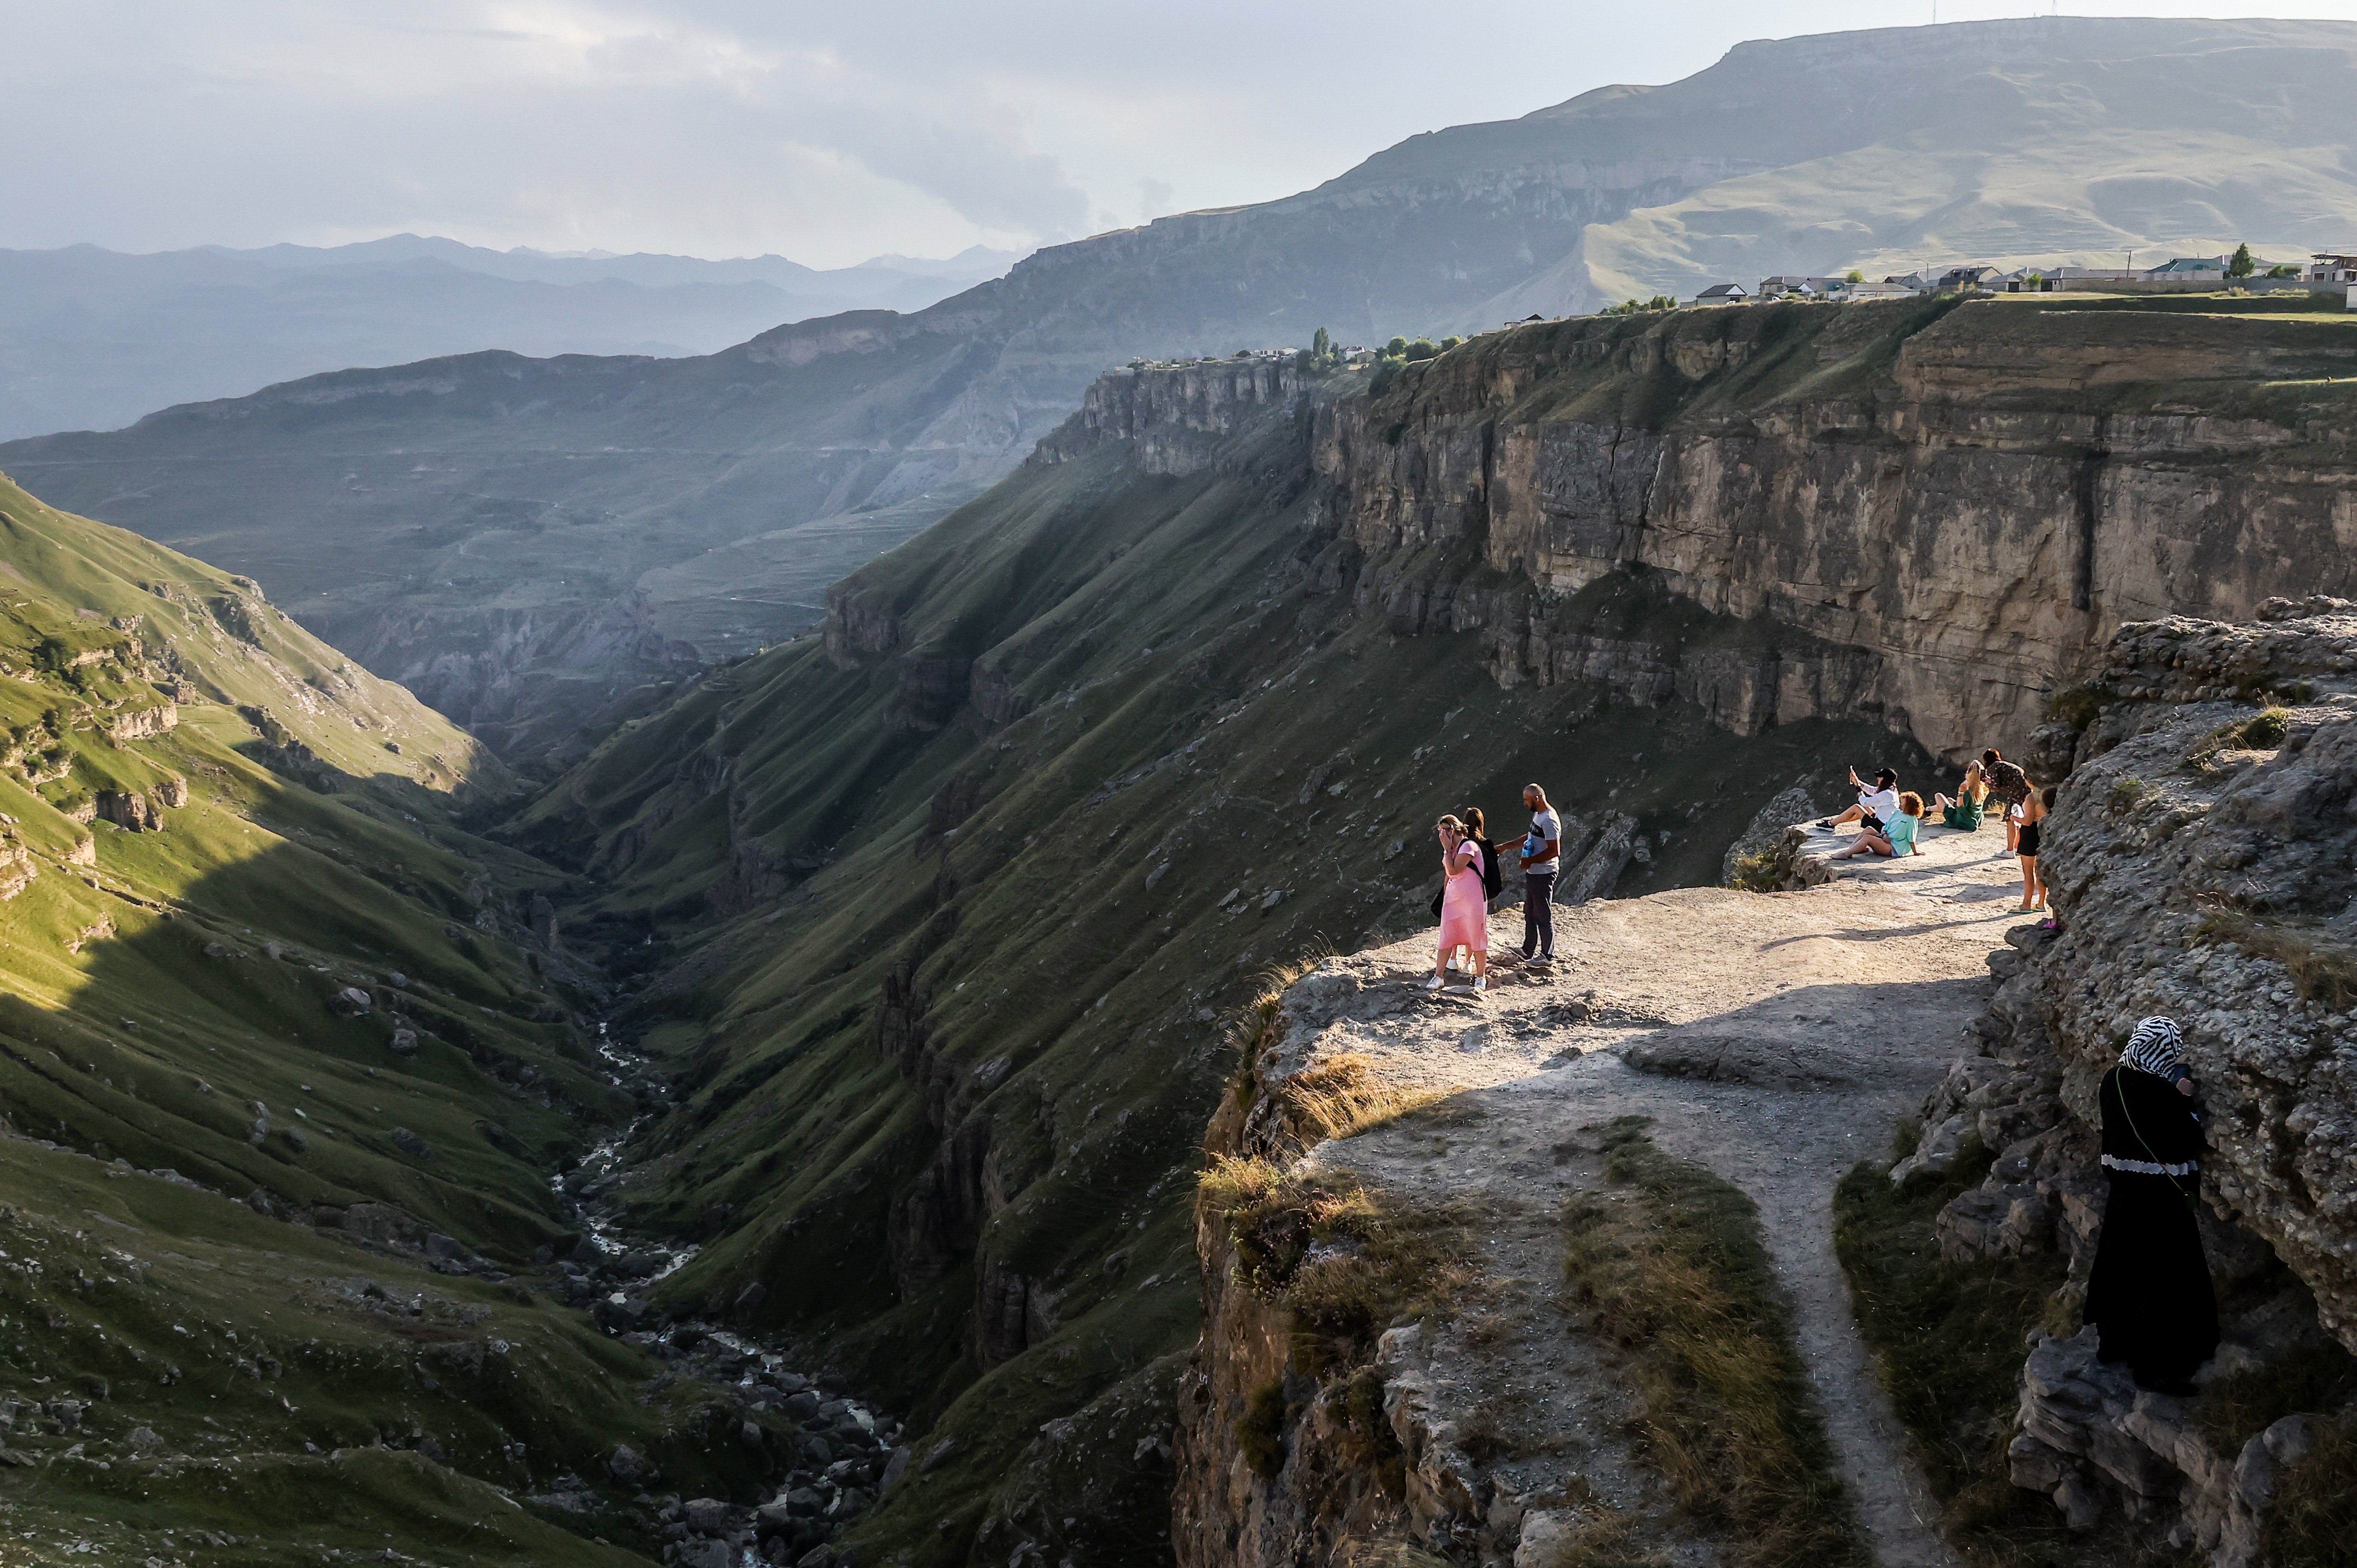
[{"left": 2084, "top": 1015, "right": 2218, "bottom": 1394}]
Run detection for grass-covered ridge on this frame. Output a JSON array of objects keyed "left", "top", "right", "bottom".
[{"left": 0, "top": 470, "right": 737, "bottom": 1564}]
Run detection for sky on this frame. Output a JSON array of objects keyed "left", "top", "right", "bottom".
[{"left": 8, "top": 0, "right": 2357, "bottom": 268}]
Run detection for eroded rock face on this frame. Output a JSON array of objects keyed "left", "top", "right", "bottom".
[
  {"left": 1310, "top": 307, "right": 2357, "bottom": 761},
  {"left": 1902, "top": 600, "right": 2357, "bottom": 1558}
]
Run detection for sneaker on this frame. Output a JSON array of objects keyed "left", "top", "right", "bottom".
[
  {"left": 1816, "top": 819, "right": 1835, "bottom": 829},
  {"left": 1532, "top": 954, "right": 1555, "bottom": 967},
  {"left": 1471, "top": 977, "right": 1486, "bottom": 993},
  {"left": 1422, "top": 975, "right": 1444, "bottom": 992}
]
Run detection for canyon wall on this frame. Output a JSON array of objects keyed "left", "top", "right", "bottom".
[{"left": 1302, "top": 298, "right": 2357, "bottom": 764}]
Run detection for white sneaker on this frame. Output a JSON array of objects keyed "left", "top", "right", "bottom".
[
  {"left": 1422, "top": 975, "right": 1444, "bottom": 991},
  {"left": 1471, "top": 977, "right": 1486, "bottom": 993}
]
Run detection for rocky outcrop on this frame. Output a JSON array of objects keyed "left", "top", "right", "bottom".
[
  {"left": 104, "top": 703, "right": 177, "bottom": 740},
  {"left": 1889, "top": 600, "right": 2357, "bottom": 1560},
  {"left": 1311, "top": 303, "right": 2357, "bottom": 762},
  {"left": 1033, "top": 361, "right": 1304, "bottom": 476},
  {"left": 94, "top": 790, "right": 163, "bottom": 832},
  {"left": 352, "top": 590, "right": 702, "bottom": 771}
]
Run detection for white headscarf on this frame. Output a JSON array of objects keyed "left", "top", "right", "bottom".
[{"left": 2120, "top": 1016, "right": 2183, "bottom": 1079}]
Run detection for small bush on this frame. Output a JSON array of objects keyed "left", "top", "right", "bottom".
[
  {"left": 1237, "top": 1378, "right": 1288, "bottom": 1478},
  {"left": 2186, "top": 705, "right": 2291, "bottom": 770},
  {"left": 1727, "top": 848, "right": 1786, "bottom": 894},
  {"left": 1403, "top": 338, "right": 1440, "bottom": 362},
  {"left": 2044, "top": 684, "right": 2105, "bottom": 730},
  {"left": 2243, "top": 706, "right": 2291, "bottom": 748},
  {"left": 2106, "top": 775, "right": 2148, "bottom": 812}
]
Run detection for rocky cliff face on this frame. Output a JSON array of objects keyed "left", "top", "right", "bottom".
[
  {"left": 1313, "top": 299, "right": 2357, "bottom": 763},
  {"left": 1868, "top": 599, "right": 2357, "bottom": 1563}
]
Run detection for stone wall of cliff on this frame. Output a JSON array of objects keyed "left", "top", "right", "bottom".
[
  {"left": 1308, "top": 300, "right": 2357, "bottom": 764},
  {"left": 1868, "top": 598, "right": 2357, "bottom": 1563}
]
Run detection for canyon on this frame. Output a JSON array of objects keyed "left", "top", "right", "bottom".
[
  {"left": 1, "top": 278, "right": 2354, "bottom": 1564},
  {"left": 480, "top": 289, "right": 2357, "bottom": 1565}
]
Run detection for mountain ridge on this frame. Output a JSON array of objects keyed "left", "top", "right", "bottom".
[{"left": 10, "top": 18, "right": 2357, "bottom": 768}]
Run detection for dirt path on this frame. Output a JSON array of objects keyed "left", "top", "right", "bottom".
[{"left": 1281, "top": 820, "right": 2030, "bottom": 1567}]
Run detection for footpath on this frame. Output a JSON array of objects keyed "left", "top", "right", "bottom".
[{"left": 1275, "top": 817, "right": 2032, "bottom": 1568}]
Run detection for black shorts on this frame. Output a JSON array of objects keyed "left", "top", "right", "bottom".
[{"left": 2018, "top": 822, "right": 2042, "bottom": 857}]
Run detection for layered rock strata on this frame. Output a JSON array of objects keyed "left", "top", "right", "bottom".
[{"left": 1306, "top": 304, "right": 2357, "bottom": 762}]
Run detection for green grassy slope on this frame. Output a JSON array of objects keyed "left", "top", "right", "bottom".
[
  {"left": 506, "top": 369, "right": 1913, "bottom": 1566},
  {"left": 0, "top": 472, "right": 754, "bottom": 1564}
]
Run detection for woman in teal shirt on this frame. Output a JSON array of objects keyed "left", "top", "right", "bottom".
[{"left": 1830, "top": 792, "right": 1926, "bottom": 861}]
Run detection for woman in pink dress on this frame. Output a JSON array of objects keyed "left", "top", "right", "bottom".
[{"left": 1425, "top": 815, "right": 1489, "bottom": 993}]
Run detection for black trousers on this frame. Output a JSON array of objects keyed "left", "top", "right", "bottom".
[{"left": 1522, "top": 873, "right": 1556, "bottom": 958}]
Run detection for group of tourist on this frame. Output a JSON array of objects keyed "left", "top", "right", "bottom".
[
  {"left": 1425, "top": 784, "right": 1562, "bottom": 992},
  {"left": 1819, "top": 748, "right": 2058, "bottom": 912}
]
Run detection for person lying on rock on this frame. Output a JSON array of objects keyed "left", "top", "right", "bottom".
[
  {"left": 1426, "top": 814, "right": 1489, "bottom": 993},
  {"left": 1820, "top": 766, "right": 1899, "bottom": 833},
  {"left": 1933, "top": 760, "right": 1988, "bottom": 829},
  {"left": 2085, "top": 1015, "right": 2218, "bottom": 1397},
  {"left": 1828, "top": 792, "right": 1925, "bottom": 860}
]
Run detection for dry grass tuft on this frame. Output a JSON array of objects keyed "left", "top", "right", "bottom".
[
  {"left": 1281, "top": 1052, "right": 1452, "bottom": 1142},
  {"left": 1564, "top": 1118, "right": 1864, "bottom": 1568},
  {"left": 2263, "top": 1415, "right": 2357, "bottom": 1567},
  {"left": 2195, "top": 909, "right": 2357, "bottom": 1011},
  {"left": 1196, "top": 1156, "right": 1474, "bottom": 1375},
  {"left": 2185, "top": 705, "right": 2292, "bottom": 770}
]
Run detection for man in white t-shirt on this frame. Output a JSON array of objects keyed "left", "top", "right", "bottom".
[
  {"left": 1822, "top": 767, "right": 1900, "bottom": 833},
  {"left": 1517, "top": 783, "right": 1562, "bottom": 965}
]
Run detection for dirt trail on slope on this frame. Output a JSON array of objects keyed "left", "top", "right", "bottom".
[{"left": 1283, "top": 821, "right": 2030, "bottom": 1567}]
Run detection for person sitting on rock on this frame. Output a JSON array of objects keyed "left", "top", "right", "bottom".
[
  {"left": 2085, "top": 1015, "right": 2217, "bottom": 1396},
  {"left": 1828, "top": 791, "right": 1924, "bottom": 860},
  {"left": 1933, "top": 760, "right": 1988, "bottom": 829},
  {"left": 1425, "top": 815, "right": 1489, "bottom": 993},
  {"left": 1820, "top": 766, "right": 1899, "bottom": 833}
]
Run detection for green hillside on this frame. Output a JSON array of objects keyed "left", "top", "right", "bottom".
[{"left": 0, "top": 473, "right": 780, "bottom": 1565}]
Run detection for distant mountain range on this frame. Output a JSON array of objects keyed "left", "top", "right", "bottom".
[
  {"left": 8, "top": 16, "right": 2356, "bottom": 768},
  {"left": 0, "top": 236, "right": 1021, "bottom": 438}
]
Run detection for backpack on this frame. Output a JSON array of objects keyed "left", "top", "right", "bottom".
[{"left": 1476, "top": 837, "right": 1504, "bottom": 898}]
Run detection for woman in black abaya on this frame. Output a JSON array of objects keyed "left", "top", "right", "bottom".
[{"left": 2084, "top": 1015, "right": 2219, "bottom": 1395}]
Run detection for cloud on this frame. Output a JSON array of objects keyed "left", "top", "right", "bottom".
[
  {"left": 0, "top": 0, "right": 1092, "bottom": 261},
  {"left": 14, "top": 0, "right": 2357, "bottom": 263}
]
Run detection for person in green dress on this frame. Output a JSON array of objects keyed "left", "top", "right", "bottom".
[{"left": 1933, "top": 760, "right": 1988, "bottom": 829}]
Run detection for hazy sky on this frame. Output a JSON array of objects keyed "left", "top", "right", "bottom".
[{"left": 9, "top": 0, "right": 2357, "bottom": 267}]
